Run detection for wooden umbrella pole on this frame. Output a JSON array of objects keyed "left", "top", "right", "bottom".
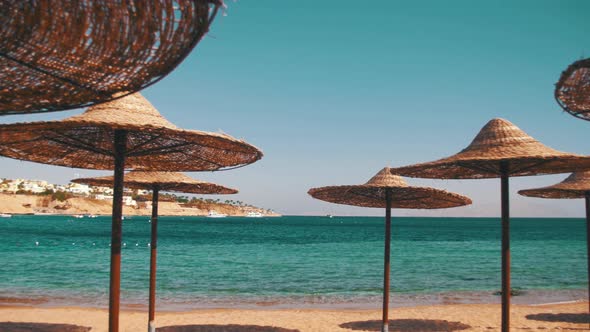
[
  {"left": 382, "top": 189, "right": 392, "bottom": 332},
  {"left": 500, "top": 162, "right": 510, "bottom": 332},
  {"left": 148, "top": 187, "right": 160, "bottom": 332},
  {"left": 586, "top": 192, "right": 590, "bottom": 313},
  {"left": 109, "top": 129, "right": 127, "bottom": 332}
]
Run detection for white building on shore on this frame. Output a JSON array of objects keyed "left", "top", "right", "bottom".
[
  {"left": 66, "top": 183, "right": 91, "bottom": 195},
  {"left": 0, "top": 179, "right": 53, "bottom": 194},
  {"left": 95, "top": 194, "right": 137, "bottom": 207},
  {"left": 0, "top": 178, "right": 136, "bottom": 207}
]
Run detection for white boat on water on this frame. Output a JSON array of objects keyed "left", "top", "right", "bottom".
[
  {"left": 86, "top": 214, "right": 98, "bottom": 218},
  {"left": 0, "top": 213, "right": 11, "bottom": 218},
  {"left": 245, "top": 211, "right": 263, "bottom": 218},
  {"left": 73, "top": 214, "right": 84, "bottom": 219},
  {"left": 207, "top": 210, "right": 227, "bottom": 218}
]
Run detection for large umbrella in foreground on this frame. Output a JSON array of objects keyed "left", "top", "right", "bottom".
[
  {"left": 0, "top": 93, "right": 262, "bottom": 332},
  {"left": 519, "top": 171, "right": 590, "bottom": 312},
  {"left": 391, "top": 118, "right": 590, "bottom": 332},
  {"left": 308, "top": 167, "right": 472, "bottom": 332},
  {"left": 73, "top": 170, "right": 237, "bottom": 332},
  {"left": 0, "top": 0, "right": 224, "bottom": 114},
  {"left": 555, "top": 58, "right": 590, "bottom": 121}
]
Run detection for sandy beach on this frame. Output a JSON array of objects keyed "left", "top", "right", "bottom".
[{"left": 0, "top": 302, "right": 587, "bottom": 332}]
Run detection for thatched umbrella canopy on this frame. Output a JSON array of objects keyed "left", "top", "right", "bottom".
[
  {"left": 519, "top": 171, "right": 590, "bottom": 312},
  {"left": 555, "top": 58, "right": 590, "bottom": 121},
  {"left": 74, "top": 171, "right": 238, "bottom": 195},
  {"left": 391, "top": 118, "right": 590, "bottom": 332},
  {"left": 0, "top": 93, "right": 262, "bottom": 332},
  {"left": 73, "top": 171, "right": 237, "bottom": 332},
  {"left": 519, "top": 171, "right": 590, "bottom": 199},
  {"left": 308, "top": 167, "right": 472, "bottom": 332},
  {"left": 0, "top": 92, "right": 262, "bottom": 170},
  {"left": 0, "top": 0, "right": 223, "bottom": 114}
]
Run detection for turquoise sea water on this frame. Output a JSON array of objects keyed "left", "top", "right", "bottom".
[{"left": 0, "top": 215, "right": 586, "bottom": 309}]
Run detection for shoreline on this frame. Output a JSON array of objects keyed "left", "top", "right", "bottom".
[
  {"left": 1, "top": 288, "right": 586, "bottom": 311},
  {"left": 0, "top": 302, "right": 587, "bottom": 332}
]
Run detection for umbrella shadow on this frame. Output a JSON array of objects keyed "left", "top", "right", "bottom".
[
  {"left": 0, "top": 322, "right": 91, "bottom": 331},
  {"left": 526, "top": 313, "right": 590, "bottom": 324},
  {"left": 340, "top": 319, "right": 471, "bottom": 331},
  {"left": 156, "top": 324, "right": 300, "bottom": 332}
]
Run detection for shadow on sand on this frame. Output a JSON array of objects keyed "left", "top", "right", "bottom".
[
  {"left": 526, "top": 313, "right": 590, "bottom": 324},
  {"left": 0, "top": 322, "right": 91, "bottom": 332},
  {"left": 157, "top": 324, "right": 300, "bottom": 332},
  {"left": 340, "top": 319, "right": 471, "bottom": 332}
]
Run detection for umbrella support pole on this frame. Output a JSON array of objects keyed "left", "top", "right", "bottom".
[
  {"left": 500, "top": 166, "right": 510, "bottom": 332},
  {"left": 109, "top": 130, "right": 127, "bottom": 332},
  {"left": 148, "top": 187, "right": 160, "bottom": 332},
  {"left": 382, "top": 189, "right": 392, "bottom": 332},
  {"left": 586, "top": 193, "right": 590, "bottom": 313}
]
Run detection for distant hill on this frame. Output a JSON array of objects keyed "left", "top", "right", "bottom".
[{"left": 0, "top": 193, "right": 280, "bottom": 217}]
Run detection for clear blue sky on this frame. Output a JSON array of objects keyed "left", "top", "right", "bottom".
[{"left": 2, "top": 0, "right": 590, "bottom": 217}]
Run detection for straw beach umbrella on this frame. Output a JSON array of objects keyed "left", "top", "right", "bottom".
[
  {"left": 519, "top": 171, "right": 590, "bottom": 311},
  {"left": 72, "top": 170, "right": 237, "bottom": 332},
  {"left": 390, "top": 118, "right": 590, "bottom": 332},
  {"left": 0, "top": 0, "right": 223, "bottom": 114},
  {"left": 308, "top": 167, "right": 472, "bottom": 332},
  {"left": 0, "top": 93, "right": 262, "bottom": 332},
  {"left": 555, "top": 58, "right": 590, "bottom": 121}
]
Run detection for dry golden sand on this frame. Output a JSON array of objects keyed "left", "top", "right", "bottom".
[{"left": 0, "top": 302, "right": 588, "bottom": 332}]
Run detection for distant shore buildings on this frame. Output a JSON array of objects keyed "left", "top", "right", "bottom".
[
  {"left": 0, "top": 178, "right": 277, "bottom": 215},
  {"left": 0, "top": 178, "right": 139, "bottom": 207}
]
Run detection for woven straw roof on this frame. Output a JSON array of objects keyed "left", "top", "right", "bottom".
[
  {"left": 518, "top": 171, "right": 590, "bottom": 199},
  {"left": 555, "top": 58, "right": 590, "bottom": 121},
  {"left": 0, "top": 0, "right": 222, "bottom": 114},
  {"left": 308, "top": 167, "right": 472, "bottom": 209},
  {"left": 72, "top": 170, "right": 237, "bottom": 194},
  {"left": 0, "top": 93, "right": 262, "bottom": 171},
  {"left": 391, "top": 118, "right": 590, "bottom": 179}
]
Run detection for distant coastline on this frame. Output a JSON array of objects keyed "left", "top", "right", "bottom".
[{"left": 0, "top": 193, "right": 280, "bottom": 217}]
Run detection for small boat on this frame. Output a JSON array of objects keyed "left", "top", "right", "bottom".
[
  {"left": 0, "top": 213, "right": 12, "bottom": 218},
  {"left": 86, "top": 214, "right": 97, "bottom": 218},
  {"left": 245, "top": 211, "right": 263, "bottom": 218},
  {"left": 207, "top": 210, "right": 227, "bottom": 218},
  {"left": 73, "top": 214, "right": 84, "bottom": 219},
  {"left": 327, "top": 214, "right": 334, "bottom": 219}
]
